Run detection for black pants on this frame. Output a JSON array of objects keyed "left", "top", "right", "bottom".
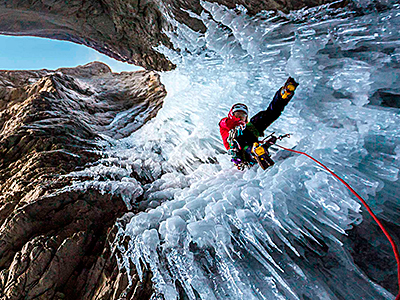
[
  {"left": 235, "top": 88, "right": 292, "bottom": 152},
  {"left": 250, "top": 88, "right": 291, "bottom": 135}
]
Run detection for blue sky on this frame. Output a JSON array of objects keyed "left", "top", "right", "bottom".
[{"left": 0, "top": 35, "right": 142, "bottom": 72}]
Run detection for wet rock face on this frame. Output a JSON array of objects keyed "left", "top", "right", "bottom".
[
  {"left": 0, "top": 62, "right": 166, "bottom": 299},
  {"left": 0, "top": 0, "right": 339, "bottom": 71}
]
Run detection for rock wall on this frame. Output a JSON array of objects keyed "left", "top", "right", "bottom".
[
  {"left": 0, "top": 0, "right": 342, "bottom": 71},
  {"left": 0, "top": 62, "right": 166, "bottom": 299}
]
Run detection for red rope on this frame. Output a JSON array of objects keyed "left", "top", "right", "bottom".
[{"left": 276, "top": 144, "right": 400, "bottom": 300}]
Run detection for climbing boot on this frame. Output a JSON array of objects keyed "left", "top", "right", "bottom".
[{"left": 281, "top": 77, "right": 299, "bottom": 99}]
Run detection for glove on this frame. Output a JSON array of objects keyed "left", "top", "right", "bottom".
[
  {"left": 281, "top": 77, "right": 299, "bottom": 99},
  {"left": 229, "top": 148, "right": 246, "bottom": 169},
  {"left": 229, "top": 149, "right": 242, "bottom": 164},
  {"left": 232, "top": 156, "right": 243, "bottom": 165}
]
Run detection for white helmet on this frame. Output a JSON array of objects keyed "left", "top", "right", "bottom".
[{"left": 230, "top": 103, "right": 248, "bottom": 115}]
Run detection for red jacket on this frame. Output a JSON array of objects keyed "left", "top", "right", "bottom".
[
  {"left": 219, "top": 108, "right": 247, "bottom": 150},
  {"left": 219, "top": 85, "right": 295, "bottom": 153}
]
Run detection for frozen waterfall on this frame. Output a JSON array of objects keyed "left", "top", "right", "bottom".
[{"left": 70, "top": 1, "right": 400, "bottom": 299}]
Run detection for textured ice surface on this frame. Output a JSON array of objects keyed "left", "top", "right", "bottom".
[{"left": 75, "top": 1, "right": 400, "bottom": 299}]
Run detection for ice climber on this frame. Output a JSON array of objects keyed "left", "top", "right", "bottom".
[{"left": 219, "top": 77, "right": 299, "bottom": 169}]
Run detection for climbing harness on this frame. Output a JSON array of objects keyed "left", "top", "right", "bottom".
[
  {"left": 274, "top": 143, "right": 400, "bottom": 300},
  {"left": 228, "top": 125, "right": 253, "bottom": 170}
]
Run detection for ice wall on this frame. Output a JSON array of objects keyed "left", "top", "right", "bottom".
[{"left": 71, "top": 1, "right": 400, "bottom": 299}]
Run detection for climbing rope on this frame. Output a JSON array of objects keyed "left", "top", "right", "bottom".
[{"left": 276, "top": 144, "right": 400, "bottom": 300}]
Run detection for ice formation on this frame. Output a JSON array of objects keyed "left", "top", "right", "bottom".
[{"left": 70, "top": 1, "right": 400, "bottom": 299}]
